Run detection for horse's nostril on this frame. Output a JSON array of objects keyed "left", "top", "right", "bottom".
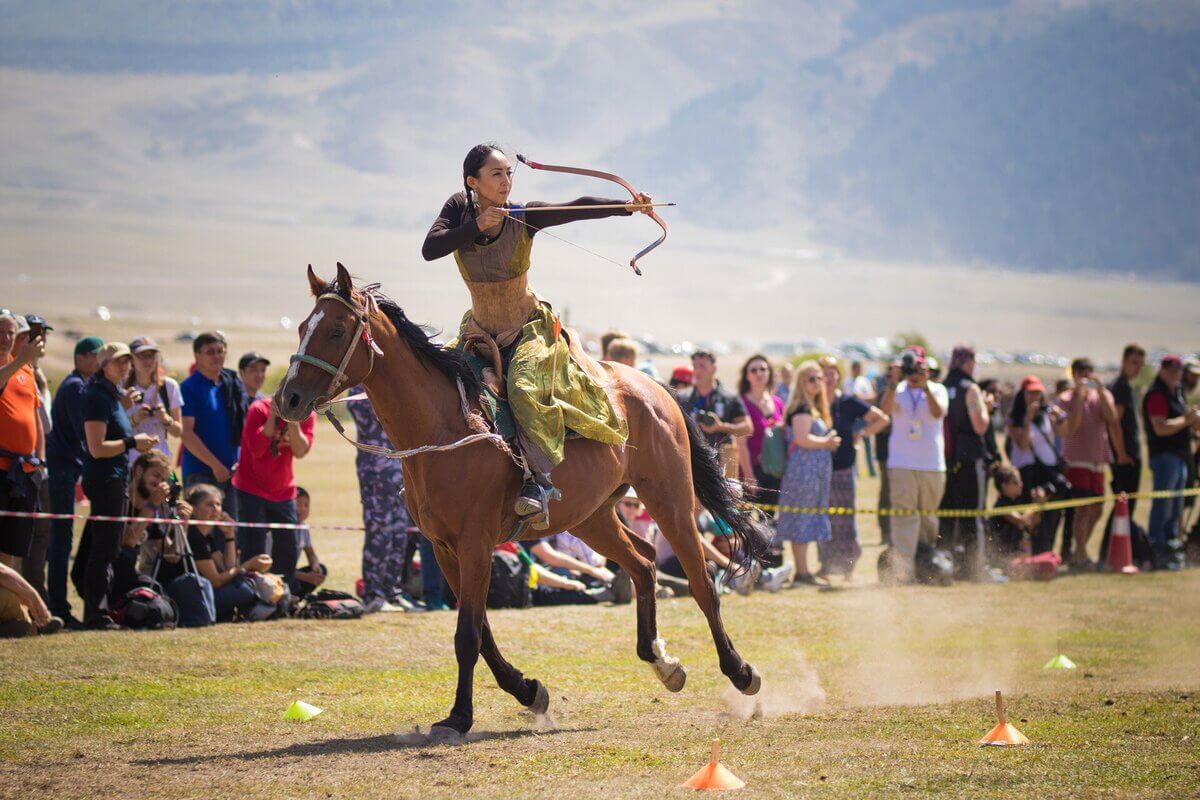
[{"left": 287, "top": 392, "right": 301, "bottom": 410}]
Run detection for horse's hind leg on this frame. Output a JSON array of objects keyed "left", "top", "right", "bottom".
[
  {"left": 636, "top": 481, "right": 761, "bottom": 695},
  {"left": 572, "top": 506, "right": 685, "bottom": 692},
  {"left": 432, "top": 542, "right": 548, "bottom": 714}
]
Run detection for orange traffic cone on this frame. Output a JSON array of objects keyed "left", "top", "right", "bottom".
[
  {"left": 979, "top": 690, "right": 1030, "bottom": 746},
  {"left": 1107, "top": 494, "right": 1139, "bottom": 574},
  {"left": 682, "top": 738, "right": 746, "bottom": 791}
]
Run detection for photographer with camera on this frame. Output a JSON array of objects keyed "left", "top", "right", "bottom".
[
  {"left": 123, "top": 337, "right": 183, "bottom": 465},
  {"left": 682, "top": 350, "right": 751, "bottom": 479},
  {"left": 880, "top": 347, "right": 948, "bottom": 584},
  {"left": 1007, "top": 376, "right": 1069, "bottom": 554},
  {"left": 0, "top": 311, "right": 46, "bottom": 573}
]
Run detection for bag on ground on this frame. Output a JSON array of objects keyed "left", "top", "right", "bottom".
[
  {"left": 168, "top": 573, "right": 216, "bottom": 627},
  {"left": 297, "top": 589, "right": 365, "bottom": 620},
  {"left": 487, "top": 548, "right": 532, "bottom": 609},
  {"left": 111, "top": 576, "right": 178, "bottom": 630}
]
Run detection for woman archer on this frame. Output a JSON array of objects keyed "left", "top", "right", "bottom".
[{"left": 422, "top": 143, "right": 657, "bottom": 528}]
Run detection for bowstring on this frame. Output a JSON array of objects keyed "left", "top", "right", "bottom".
[{"left": 503, "top": 209, "right": 632, "bottom": 273}]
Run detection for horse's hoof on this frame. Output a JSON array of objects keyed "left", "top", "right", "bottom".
[
  {"left": 428, "top": 724, "right": 465, "bottom": 744},
  {"left": 527, "top": 681, "right": 550, "bottom": 715},
  {"left": 654, "top": 661, "right": 687, "bottom": 693},
  {"left": 741, "top": 666, "right": 762, "bottom": 696}
]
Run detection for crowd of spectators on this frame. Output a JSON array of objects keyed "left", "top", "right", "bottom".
[{"left": 1, "top": 306, "right": 1198, "bottom": 636}]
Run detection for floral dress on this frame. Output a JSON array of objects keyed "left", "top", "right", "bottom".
[{"left": 775, "top": 407, "right": 832, "bottom": 544}]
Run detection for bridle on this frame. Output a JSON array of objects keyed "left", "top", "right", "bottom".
[{"left": 288, "top": 291, "right": 383, "bottom": 410}]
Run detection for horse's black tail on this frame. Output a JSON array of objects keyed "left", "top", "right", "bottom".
[{"left": 677, "top": 396, "right": 773, "bottom": 578}]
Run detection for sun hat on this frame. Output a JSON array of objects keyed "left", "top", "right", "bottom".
[{"left": 97, "top": 342, "right": 132, "bottom": 365}]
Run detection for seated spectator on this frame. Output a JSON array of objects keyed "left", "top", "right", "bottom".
[
  {"left": 668, "top": 365, "right": 694, "bottom": 394},
  {"left": 0, "top": 560, "right": 61, "bottom": 637},
  {"left": 238, "top": 352, "right": 271, "bottom": 401},
  {"left": 527, "top": 533, "right": 632, "bottom": 603},
  {"left": 232, "top": 395, "right": 314, "bottom": 591},
  {"left": 987, "top": 465, "right": 1041, "bottom": 564},
  {"left": 124, "top": 337, "right": 183, "bottom": 464},
  {"left": 159, "top": 484, "right": 264, "bottom": 622},
  {"left": 180, "top": 330, "right": 248, "bottom": 518},
  {"left": 291, "top": 487, "right": 327, "bottom": 599}
]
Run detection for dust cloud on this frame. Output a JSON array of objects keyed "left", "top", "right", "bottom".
[{"left": 722, "top": 653, "right": 827, "bottom": 720}]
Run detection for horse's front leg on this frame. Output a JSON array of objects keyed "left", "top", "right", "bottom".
[{"left": 430, "top": 538, "right": 492, "bottom": 740}]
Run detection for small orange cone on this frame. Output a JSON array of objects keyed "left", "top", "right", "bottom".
[
  {"left": 1106, "top": 494, "right": 1139, "bottom": 574},
  {"left": 979, "top": 690, "right": 1029, "bottom": 746},
  {"left": 682, "top": 738, "right": 746, "bottom": 791}
]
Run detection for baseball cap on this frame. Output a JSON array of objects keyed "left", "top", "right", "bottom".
[
  {"left": 1183, "top": 356, "right": 1200, "bottom": 375},
  {"left": 129, "top": 336, "right": 160, "bottom": 354},
  {"left": 12, "top": 315, "right": 30, "bottom": 335},
  {"left": 900, "top": 345, "right": 926, "bottom": 365},
  {"left": 1160, "top": 354, "right": 1183, "bottom": 370},
  {"left": 1020, "top": 375, "right": 1046, "bottom": 393},
  {"left": 238, "top": 351, "right": 271, "bottom": 371},
  {"left": 74, "top": 336, "right": 105, "bottom": 357},
  {"left": 670, "top": 365, "right": 695, "bottom": 385},
  {"left": 97, "top": 342, "right": 132, "bottom": 365},
  {"left": 24, "top": 314, "right": 53, "bottom": 332}
]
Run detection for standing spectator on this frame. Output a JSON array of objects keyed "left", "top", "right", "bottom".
[
  {"left": 1007, "top": 376, "right": 1068, "bottom": 554},
  {"left": 14, "top": 316, "right": 54, "bottom": 601},
  {"left": 978, "top": 377, "right": 1004, "bottom": 468},
  {"left": 1101, "top": 344, "right": 1146, "bottom": 558},
  {"left": 180, "top": 331, "right": 248, "bottom": 518},
  {"left": 843, "top": 361, "right": 879, "bottom": 478},
  {"left": 874, "top": 361, "right": 898, "bottom": 545},
  {"left": 80, "top": 343, "right": 158, "bottom": 628},
  {"left": 238, "top": 352, "right": 271, "bottom": 401},
  {"left": 819, "top": 357, "right": 888, "bottom": 580},
  {"left": 937, "top": 346, "right": 993, "bottom": 581},
  {"left": 880, "top": 347, "right": 948, "bottom": 584},
  {"left": 682, "top": 350, "right": 751, "bottom": 478},
  {"left": 776, "top": 362, "right": 840, "bottom": 585},
  {"left": 125, "top": 337, "right": 183, "bottom": 464},
  {"left": 774, "top": 362, "right": 794, "bottom": 405},
  {"left": 1055, "top": 358, "right": 1125, "bottom": 571},
  {"left": 668, "top": 365, "right": 694, "bottom": 394},
  {"left": 1142, "top": 355, "right": 1198, "bottom": 570},
  {"left": 0, "top": 311, "right": 46, "bottom": 572},
  {"left": 346, "top": 387, "right": 419, "bottom": 612},
  {"left": 735, "top": 354, "right": 784, "bottom": 505},
  {"left": 231, "top": 396, "right": 314, "bottom": 591},
  {"left": 44, "top": 335, "right": 103, "bottom": 625}
]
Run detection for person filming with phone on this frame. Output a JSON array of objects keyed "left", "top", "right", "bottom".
[
  {"left": 682, "top": 350, "right": 751, "bottom": 478},
  {"left": 880, "top": 346, "right": 949, "bottom": 584}
]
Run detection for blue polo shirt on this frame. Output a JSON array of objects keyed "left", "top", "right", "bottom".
[
  {"left": 47, "top": 370, "right": 89, "bottom": 468},
  {"left": 181, "top": 371, "right": 239, "bottom": 478},
  {"left": 81, "top": 376, "right": 133, "bottom": 483}
]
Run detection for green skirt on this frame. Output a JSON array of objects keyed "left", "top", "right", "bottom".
[{"left": 456, "top": 304, "right": 628, "bottom": 469}]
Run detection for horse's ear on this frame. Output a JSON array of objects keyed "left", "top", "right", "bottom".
[
  {"left": 307, "top": 264, "right": 324, "bottom": 297},
  {"left": 335, "top": 262, "right": 353, "bottom": 295}
]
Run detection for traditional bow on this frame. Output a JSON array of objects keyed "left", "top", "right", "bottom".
[{"left": 516, "top": 153, "right": 667, "bottom": 276}]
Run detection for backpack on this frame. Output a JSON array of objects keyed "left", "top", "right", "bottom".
[
  {"left": 243, "top": 572, "right": 292, "bottom": 621},
  {"left": 759, "top": 424, "right": 787, "bottom": 478},
  {"left": 487, "top": 548, "right": 532, "bottom": 609},
  {"left": 154, "top": 523, "right": 216, "bottom": 627},
  {"left": 297, "top": 589, "right": 365, "bottom": 620},
  {"left": 111, "top": 576, "right": 178, "bottom": 630}
]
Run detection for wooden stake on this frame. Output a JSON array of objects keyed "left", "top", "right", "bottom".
[{"left": 995, "top": 690, "right": 1006, "bottom": 724}]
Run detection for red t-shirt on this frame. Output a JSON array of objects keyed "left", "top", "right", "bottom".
[
  {"left": 1144, "top": 391, "right": 1169, "bottom": 418},
  {"left": 0, "top": 358, "right": 41, "bottom": 473},
  {"left": 231, "top": 398, "right": 315, "bottom": 502}
]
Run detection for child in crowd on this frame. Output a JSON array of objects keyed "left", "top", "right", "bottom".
[
  {"left": 989, "top": 466, "right": 1058, "bottom": 580},
  {"left": 291, "top": 487, "right": 327, "bottom": 598}
]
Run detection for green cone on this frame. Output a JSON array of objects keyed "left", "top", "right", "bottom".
[
  {"left": 284, "top": 700, "right": 324, "bottom": 721},
  {"left": 1043, "top": 654, "right": 1077, "bottom": 670}
]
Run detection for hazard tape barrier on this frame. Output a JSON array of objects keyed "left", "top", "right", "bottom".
[
  {"left": 0, "top": 509, "right": 418, "bottom": 533},
  {"left": 750, "top": 486, "right": 1200, "bottom": 518}
]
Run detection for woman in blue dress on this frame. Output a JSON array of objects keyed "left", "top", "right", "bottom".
[{"left": 776, "top": 361, "right": 842, "bottom": 585}]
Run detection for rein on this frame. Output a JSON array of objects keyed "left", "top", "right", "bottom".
[{"left": 291, "top": 290, "right": 527, "bottom": 471}]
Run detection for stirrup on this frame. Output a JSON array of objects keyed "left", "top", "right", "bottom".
[{"left": 514, "top": 478, "right": 561, "bottom": 530}]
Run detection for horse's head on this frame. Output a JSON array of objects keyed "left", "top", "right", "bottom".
[{"left": 276, "top": 262, "right": 379, "bottom": 422}]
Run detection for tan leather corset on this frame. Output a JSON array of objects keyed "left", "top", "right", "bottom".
[{"left": 464, "top": 273, "right": 539, "bottom": 336}]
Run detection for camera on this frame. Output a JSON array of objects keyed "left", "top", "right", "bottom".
[
  {"left": 899, "top": 350, "right": 921, "bottom": 377},
  {"left": 27, "top": 320, "right": 44, "bottom": 340},
  {"left": 167, "top": 476, "right": 182, "bottom": 508}
]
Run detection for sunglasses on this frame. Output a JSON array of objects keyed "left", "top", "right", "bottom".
[{"left": 747, "top": 366, "right": 769, "bottom": 373}]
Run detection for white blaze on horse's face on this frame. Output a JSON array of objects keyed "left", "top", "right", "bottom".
[{"left": 286, "top": 308, "right": 325, "bottom": 386}]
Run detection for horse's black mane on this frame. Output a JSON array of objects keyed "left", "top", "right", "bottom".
[{"left": 320, "top": 279, "right": 478, "bottom": 396}]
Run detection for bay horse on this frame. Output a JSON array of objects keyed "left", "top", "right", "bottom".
[{"left": 276, "top": 263, "right": 769, "bottom": 739}]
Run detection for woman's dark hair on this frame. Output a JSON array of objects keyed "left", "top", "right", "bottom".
[
  {"left": 737, "top": 353, "right": 774, "bottom": 396},
  {"left": 1008, "top": 385, "right": 1046, "bottom": 427},
  {"left": 462, "top": 142, "right": 504, "bottom": 216}
]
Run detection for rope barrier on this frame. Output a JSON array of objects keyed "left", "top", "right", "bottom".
[{"left": 750, "top": 487, "right": 1200, "bottom": 518}]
